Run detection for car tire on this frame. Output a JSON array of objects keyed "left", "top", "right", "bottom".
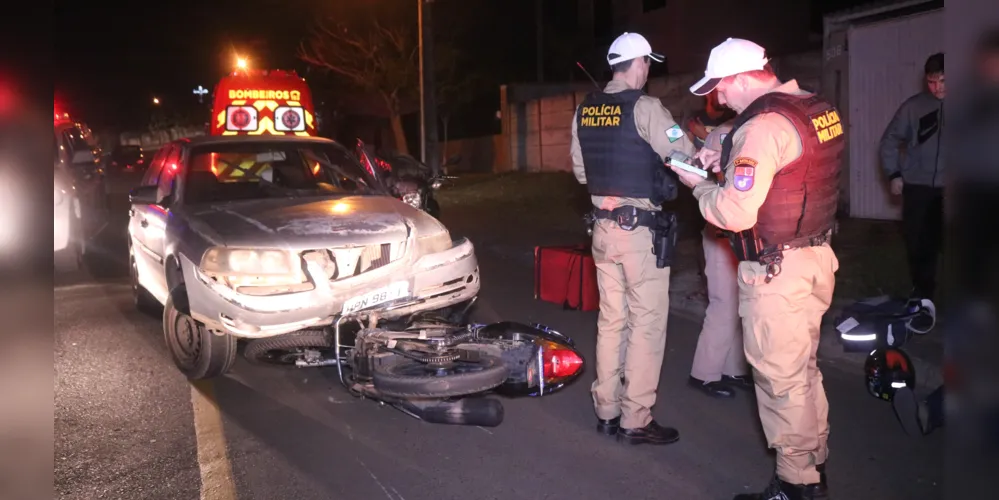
[
  {"left": 243, "top": 329, "right": 336, "bottom": 366},
  {"left": 128, "top": 246, "right": 160, "bottom": 316},
  {"left": 372, "top": 354, "right": 509, "bottom": 398},
  {"left": 163, "top": 294, "right": 236, "bottom": 380}
]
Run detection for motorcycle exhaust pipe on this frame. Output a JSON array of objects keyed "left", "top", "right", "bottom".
[{"left": 393, "top": 397, "right": 505, "bottom": 427}]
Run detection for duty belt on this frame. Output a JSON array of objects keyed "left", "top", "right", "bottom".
[
  {"left": 726, "top": 229, "right": 832, "bottom": 283},
  {"left": 591, "top": 206, "right": 658, "bottom": 231}
]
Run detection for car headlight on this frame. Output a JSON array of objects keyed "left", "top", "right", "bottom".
[
  {"left": 416, "top": 231, "right": 452, "bottom": 255},
  {"left": 199, "top": 247, "right": 313, "bottom": 295},
  {"left": 402, "top": 192, "right": 421, "bottom": 209}
]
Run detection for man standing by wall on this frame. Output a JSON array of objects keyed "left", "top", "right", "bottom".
[
  {"left": 879, "top": 53, "right": 946, "bottom": 302},
  {"left": 570, "top": 32, "right": 696, "bottom": 446},
  {"left": 670, "top": 38, "right": 845, "bottom": 499}
]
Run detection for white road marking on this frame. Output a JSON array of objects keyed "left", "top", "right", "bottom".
[
  {"left": 190, "top": 380, "right": 237, "bottom": 500},
  {"left": 357, "top": 459, "right": 396, "bottom": 500}
]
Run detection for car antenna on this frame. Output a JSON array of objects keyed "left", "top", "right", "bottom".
[{"left": 576, "top": 62, "right": 602, "bottom": 91}]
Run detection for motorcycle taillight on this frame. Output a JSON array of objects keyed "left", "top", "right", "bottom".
[
  {"left": 540, "top": 340, "right": 583, "bottom": 379},
  {"left": 530, "top": 339, "right": 583, "bottom": 390}
]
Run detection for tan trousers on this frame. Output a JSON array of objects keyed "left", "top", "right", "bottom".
[
  {"left": 590, "top": 219, "right": 672, "bottom": 429},
  {"left": 691, "top": 225, "right": 749, "bottom": 382},
  {"left": 737, "top": 244, "right": 838, "bottom": 485}
]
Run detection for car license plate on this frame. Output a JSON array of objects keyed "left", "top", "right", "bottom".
[{"left": 341, "top": 281, "right": 410, "bottom": 315}]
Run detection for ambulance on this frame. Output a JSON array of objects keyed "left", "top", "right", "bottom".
[{"left": 210, "top": 69, "right": 317, "bottom": 137}]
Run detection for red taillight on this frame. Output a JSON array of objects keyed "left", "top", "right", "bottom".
[{"left": 539, "top": 340, "right": 583, "bottom": 379}]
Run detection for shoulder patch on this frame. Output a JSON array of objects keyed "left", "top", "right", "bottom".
[
  {"left": 732, "top": 157, "right": 756, "bottom": 191},
  {"left": 666, "top": 124, "right": 684, "bottom": 142}
]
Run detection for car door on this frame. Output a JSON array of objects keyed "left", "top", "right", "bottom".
[{"left": 129, "top": 144, "right": 178, "bottom": 303}]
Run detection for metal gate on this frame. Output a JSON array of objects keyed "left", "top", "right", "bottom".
[{"left": 847, "top": 9, "right": 943, "bottom": 220}]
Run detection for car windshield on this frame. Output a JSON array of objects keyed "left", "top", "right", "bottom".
[{"left": 183, "top": 141, "right": 386, "bottom": 204}]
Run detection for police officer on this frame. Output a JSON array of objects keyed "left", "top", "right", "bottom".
[
  {"left": 879, "top": 53, "right": 946, "bottom": 302},
  {"left": 570, "top": 32, "right": 696, "bottom": 445},
  {"left": 688, "top": 121, "right": 754, "bottom": 399},
  {"left": 670, "top": 38, "right": 844, "bottom": 499},
  {"left": 686, "top": 89, "right": 737, "bottom": 150}
]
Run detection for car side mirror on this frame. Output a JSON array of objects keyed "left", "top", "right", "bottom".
[
  {"left": 72, "top": 150, "right": 96, "bottom": 164},
  {"left": 129, "top": 185, "right": 159, "bottom": 205}
]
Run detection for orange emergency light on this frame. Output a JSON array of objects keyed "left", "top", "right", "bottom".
[{"left": 210, "top": 69, "right": 316, "bottom": 137}]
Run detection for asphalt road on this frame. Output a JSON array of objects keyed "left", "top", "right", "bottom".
[{"left": 54, "top": 174, "right": 943, "bottom": 500}]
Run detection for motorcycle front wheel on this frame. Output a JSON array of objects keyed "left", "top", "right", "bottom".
[{"left": 372, "top": 354, "right": 509, "bottom": 398}]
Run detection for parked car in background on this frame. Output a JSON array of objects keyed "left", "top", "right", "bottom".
[
  {"left": 54, "top": 113, "right": 106, "bottom": 272},
  {"left": 108, "top": 144, "right": 147, "bottom": 173},
  {"left": 353, "top": 139, "right": 459, "bottom": 221}
]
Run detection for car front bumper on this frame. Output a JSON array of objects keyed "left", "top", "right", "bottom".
[{"left": 183, "top": 237, "right": 481, "bottom": 338}]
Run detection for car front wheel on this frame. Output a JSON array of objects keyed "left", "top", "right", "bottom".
[{"left": 163, "top": 293, "right": 236, "bottom": 380}]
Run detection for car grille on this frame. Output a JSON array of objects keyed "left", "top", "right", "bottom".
[{"left": 302, "top": 241, "right": 405, "bottom": 282}]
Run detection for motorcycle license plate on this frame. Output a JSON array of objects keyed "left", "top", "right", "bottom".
[{"left": 341, "top": 281, "right": 410, "bottom": 315}]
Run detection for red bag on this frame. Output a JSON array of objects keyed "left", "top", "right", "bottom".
[{"left": 534, "top": 245, "right": 600, "bottom": 311}]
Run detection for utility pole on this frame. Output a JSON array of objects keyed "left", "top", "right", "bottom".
[
  {"left": 423, "top": 0, "right": 439, "bottom": 175},
  {"left": 536, "top": 0, "right": 544, "bottom": 83},
  {"left": 419, "top": 0, "right": 425, "bottom": 164}
]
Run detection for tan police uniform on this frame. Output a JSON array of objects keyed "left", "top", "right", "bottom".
[
  {"left": 689, "top": 122, "right": 751, "bottom": 391},
  {"left": 570, "top": 78, "right": 696, "bottom": 431},
  {"left": 691, "top": 79, "right": 842, "bottom": 487}
]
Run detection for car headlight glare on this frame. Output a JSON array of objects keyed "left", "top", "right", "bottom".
[
  {"left": 202, "top": 247, "right": 296, "bottom": 275},
  {"left": 200, "top": 247, "right": 310, "bottom": 294},
  {"left": 416, "top": 231, "right": 452, "bottom": 255}
]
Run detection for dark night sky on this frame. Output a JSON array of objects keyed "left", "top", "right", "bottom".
[{"left": 55, "top": 0, "right": 871, "bottom": 130}]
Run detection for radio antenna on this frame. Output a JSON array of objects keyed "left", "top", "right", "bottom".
[{"left": 576, "top": 62, "right": 601, "bottom": 90}]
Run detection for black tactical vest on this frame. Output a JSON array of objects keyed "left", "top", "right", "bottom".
[
  {"left": 720, "top": 91, "right": 845, "bottom": 246},
  {"left": 576, "top": 89, "right": 667, "bottom": 201}
]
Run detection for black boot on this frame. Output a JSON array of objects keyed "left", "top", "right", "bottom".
[
  {"left": 617, "top": 420, "right": 680, "bottom": 445},
  {"left": 734, "top": 473, "right": 828, "bottom": 500},
  {"left": 688, "top": 376, "right": 735, "bottom": 398},
  {"left": 597, "top": 416, "right": 620, "bottom": 436}
]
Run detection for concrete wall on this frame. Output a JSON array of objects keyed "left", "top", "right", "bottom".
[
  {"left": 439, "top": 135, "right": 506, "bottom": 173},
  {"left": 119, "top": 126, "right": 207, "bottom": 151}
]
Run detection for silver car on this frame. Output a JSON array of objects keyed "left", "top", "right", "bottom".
[{"left": 127, "top": 135, "right": 480, "bottom": 379}]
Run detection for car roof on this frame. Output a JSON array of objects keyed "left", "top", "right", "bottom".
[{"left": 177, "top": 135, "right": 343, "bottom": 149}]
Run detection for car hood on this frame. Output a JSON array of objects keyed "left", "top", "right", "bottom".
[{"left": 184, "top": 196, "right": 416, "bottom": 249}]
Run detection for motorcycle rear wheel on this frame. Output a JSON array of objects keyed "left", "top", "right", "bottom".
[{"left": 372, "top": 354, "right": 509, "bottom": 398}]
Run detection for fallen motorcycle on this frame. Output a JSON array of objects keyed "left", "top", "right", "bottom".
[{"left": 242, "top": 299, "right": 586, "bottom": 427}]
